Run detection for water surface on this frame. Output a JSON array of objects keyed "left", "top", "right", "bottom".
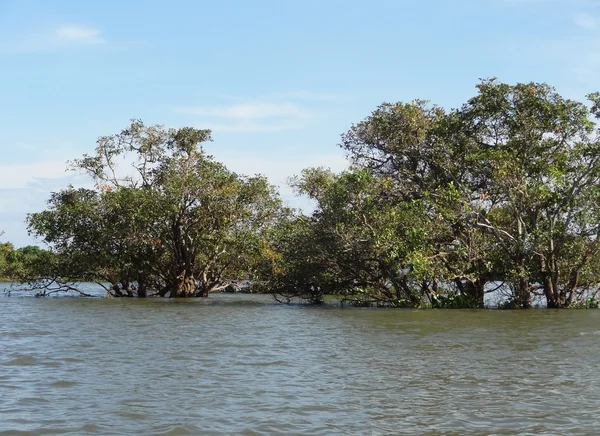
[{"left": 1, "top": 284, "right": 599, "bottom": 435}]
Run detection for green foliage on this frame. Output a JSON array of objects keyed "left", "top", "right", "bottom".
[
  {"left": 259, "top": 168, "right": 436, "bottom": 307},
  {"left": 266, "top": 78, "right": 600, "bottom": 309},
  {"left": 0, "top": 240, "right": 54, "bottom": 282},
  {"left": 428, "top": 291, "right": 481, "bottom": 309},
  {"left": 498, "top": 298, "right": 520, "bottom": 310},
  {"left": 16, "top": 79, "right": 600, "bottom": 309},
  {"left": 26, "top": 121, "right": 283, "bottom": 297},
  {"left": 568, "top": 296, "right": 600, "bottom": 309}
]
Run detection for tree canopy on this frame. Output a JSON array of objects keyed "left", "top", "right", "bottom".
[
  {"left": 264, "top": 79, "right": 600, "bottom": 308},
  {"left": 19, "top": 80, "right": 600, "bottom": 308},
  {"left": 26, "top": 121, "right": 283, "bottom": 297}
]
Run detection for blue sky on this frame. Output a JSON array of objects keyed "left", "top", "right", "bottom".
[{"left": 1, "top": 0, "right": 599, "bottom": 246}]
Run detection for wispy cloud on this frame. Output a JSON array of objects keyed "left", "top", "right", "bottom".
[
  {"left": 0, "top": 160, "right": 71, "bottom": 190},
  {"left": 181, "top": 102, "right": 311, "bottom": 120},
  {"left": 179, "top": 99, "right": 319, "bottom": 133},
  {"left": 0, "top": 24, "right": 105, "bottom": 54},
  {"left": 264, "top": 90, "right": 347, "bottom": 102},
  {"left": 200, "top": 121, "right": 307, "bottom": 133},
  {"left": 573, "top": 13, "right": 599, "bottom": 31},
  {"left": 540, "top": 10, "right": 600, "bottom": 89},
  {"left": 0, "top": 161, "right": 89, "bottom": 246},
  {"left": 540, "top": 33, "right": 600, "bottom": 94},
  {"left": 55, "top": 25, "right": 105, "bottom": 44}
]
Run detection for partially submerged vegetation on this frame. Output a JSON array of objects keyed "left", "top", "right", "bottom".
[
  {"left": 0, "top": 233, "right": 54, "bottom": 284},
  {"left": 23, "top": 123, "right": 283, "bottom": 298},
  {"left": 5, "top": 79, "right": 600, "bottom": 308},
  {"left": 260, "top": 79, "right": 600, "bottom": 309}
]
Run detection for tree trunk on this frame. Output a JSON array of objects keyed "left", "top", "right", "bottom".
[
  {"left": 137, "top": 278, "right": 147, "bottom": 298},
  {"left": 464, "top": 279, "right": 485, "bottom": 308},
  {"left": 518, "top": 278, "right": 531, "bottom": 308},
  {"left": 542, "top": 273, "right": 558, "bottom": 308},
  {"left": 198, "top": 281, "right": 211, "bottom": 298},
  {"left": 516, "top": 216, "right": 531, "bottom": 308},
  {"left": 172, "top": 273, "right": 197, "bottom": 297},
  {"left": 121, "top": 279, "right": 133, "bottom": 297},
  {"left": 110, "top": 283, "right": 124, "bottom": 297},
  {"left": 397, "top": 276, "right": 420, "bottom": 306}
]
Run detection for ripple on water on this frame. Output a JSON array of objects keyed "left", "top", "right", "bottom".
[
  {"left": 147, "top": 424, "right": 202, "bottom": 436},
  {"left": 49, "top": 380, "right": 78, "bottom": 388},
  {"left": 1, "top": 355, "right": 40, "bottom": 367},
  {"left": 2, "top": 294, "right": 600, "bottom": 434}
]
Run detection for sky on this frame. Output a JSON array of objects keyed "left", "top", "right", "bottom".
[{"left": 1, "top": 0, "right": 600, "bottom": 246}]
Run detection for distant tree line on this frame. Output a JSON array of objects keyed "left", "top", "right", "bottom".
[
  {"left": 0, "top": 240, "right": 53, "bottom": 283},
  {"left": 14, "top": 79, "right": 600, "bottom": 308}
]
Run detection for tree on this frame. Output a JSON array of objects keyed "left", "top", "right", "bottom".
[
  {"left": 257, "top": 214, "right": 334, "bottom": 304},
  {"left": 27, "top": 121, "right": 283, "bottom": 297},
  {"left": 0, "top": 241, "right": 14, "bottom": 279},
  {"left": 262, "top": 168, "right": 437, "bottom": 307},
  {"left": 453, "top": 80, "right": 600, "bottom": 307},
  {"left": 340, "top": 100, "right": 497, "bottom": 307},
  {"left": 338, "top": 79, "right": 600, "bottom": 308},
  {"left": 0, "top": 236, "right": 57, "bottom": 291}
]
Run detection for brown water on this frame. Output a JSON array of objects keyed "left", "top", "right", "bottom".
[{"left": 1, "top": 284, "right": 600, "bottom": 435}]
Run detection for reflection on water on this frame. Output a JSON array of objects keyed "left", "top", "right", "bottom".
[{"left": 1, "top": 283, "right": 600, "bottom": 435}]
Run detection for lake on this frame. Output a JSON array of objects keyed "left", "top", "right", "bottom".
[{"left": 1, "top": 283, "right": 600, "bottom": 435}]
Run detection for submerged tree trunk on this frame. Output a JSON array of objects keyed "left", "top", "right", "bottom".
[
  {"left": 518, "top": 278, "right": 531, "bottom": 309},
  {"left": 453, "top": 278, "right": 485, "bottom": 308},
  {"left": 542, "top": 270, "right": 567, "bottom": 308},
  {"left": 108, "top": 280, "right": 134, "bottom": 298},
  {"left": 395, "top": 276, "right": 420, "bottom": 306},
  {"left": 157, "top": 270, "right": 198, "bottom": 298},
  {"left": 171, "top": 273, "right": 197, "bottom": 298},
  {"left": 542, "top": 273, "right": 557, "bottom": 308},
  {"left": 137, "top": 280, "right": 147, "bottom": 298},
  {"left": 464, "top": 279, "right": 485, "bottom": 308},
  {"left": 198, "top": 281, "right": 211, "bottom": 298}
]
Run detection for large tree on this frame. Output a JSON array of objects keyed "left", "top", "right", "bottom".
[
  {"left": 453, "top": 80, "right": 600, "bottom": 307},
  {"left": 340, "top": 100, "right": 498, "bottom": 307},
  {"left": 339, "top": 79, "right": 600, "bottom": 308},
  {"left": 261, "top": 168, "right": 439, "bottom": 307},
  {"left": 27, "top": 121, "right": 282, "bottom": 297}
]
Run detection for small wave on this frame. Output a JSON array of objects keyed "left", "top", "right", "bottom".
[
  {"left": 1, "top": 355, "right": 39, "bottom": 366},
  {"left": 60, "top": 357, "right": 85, "bottom": 363},
  {"left": 50, "top": 380, "right": 78, "bottom": 388},
  {"left": 148, "top": 424, "right": 201, "bottom": 436}
]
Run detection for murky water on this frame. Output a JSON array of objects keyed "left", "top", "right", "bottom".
[{"left": 1, "top": 284, "right": 600, "bottom": 435}]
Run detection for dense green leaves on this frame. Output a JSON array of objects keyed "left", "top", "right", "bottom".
[
  {"left": 266, "top": 79, "right": 600, "bottom": 308},
  {"left": 0, "top": 240, "right": 55, "bottom": 284},
  {"left": 26, "top": 121, "right": 282, "bottom": 297},
  {"left": 260, "top": 168, "right": 437, "bottom": 306},
  {"left": 16, "top": 80, "right": 600, "bottom": 307}
]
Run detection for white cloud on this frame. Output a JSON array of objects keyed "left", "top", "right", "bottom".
[
  {"left": 542, "top": 35, "right": 600, "bottom": 90},
  {"left": 178, "top": 91, "right": 350, "bottom": 134},
  {"left": 181, "top": 102, "right": 311, "bottom": 120},
  {"left": 201, "top": 121, "right": 305, "bottom": 133},
  {"left": 0, "top": 159, "right": 88, "bottom": 246},
  {"left": 213, "top": 149, "right": 347, "bottom": 183},
  {"left": 55, "top": 25, "right": 105, "bottom": 44},
  {"left": 179, "top": 99, "right": 321, "bottom": 133},
  {"left": 0, "top": 24, "right": 105, "bottom": 54},
  {"left": 264, "top": 90, "right": 348, "bottom": 102},
  {"left": 573, "top": 13, "right": 599, "bottom": 31},
  {"left": 0, "top": 160, "right": 72, "bottom": 190}
]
